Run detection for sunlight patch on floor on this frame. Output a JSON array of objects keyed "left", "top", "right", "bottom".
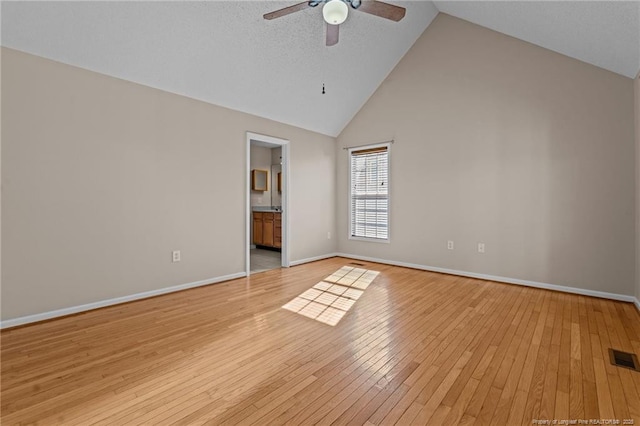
[{"left": 282, "top": 266, "right": 380, "bottom": 326}]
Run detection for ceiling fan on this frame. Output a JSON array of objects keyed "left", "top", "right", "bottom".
[{"left": 263, "top": 0, "right": 406, "bottom": 46}]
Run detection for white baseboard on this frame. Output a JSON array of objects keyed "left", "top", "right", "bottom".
[
  {"left": 0, "top": 272, "right": 247, "bottom": 329},
  {"left": 290, "top": 253, "right": 338, "bottom": 267},
  {"left": 335, "top": 253, "right": 637, "bottom": 303},
  {"left": 4, "top": 255, "right": 636, "bottom": 329}
]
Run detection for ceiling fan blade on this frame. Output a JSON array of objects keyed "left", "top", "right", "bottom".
[
  {"left": 263, "top": 1, "right": 312, "bottom": 20},
  {"left": 357, "top": 1, "right": 406, "bottom": 21},
  {"left": 326, "top": 24, "right": 339, "bottom": 46}
]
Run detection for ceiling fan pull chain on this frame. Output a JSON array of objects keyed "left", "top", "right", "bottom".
[{"left": 322, "top": 83, "right": 326, "bottom": 94}]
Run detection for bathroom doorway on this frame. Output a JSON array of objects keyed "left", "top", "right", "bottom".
[{"left": 245, "top": 132, "right": 290, "bottom": 275}]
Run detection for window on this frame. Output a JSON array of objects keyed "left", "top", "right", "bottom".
[{"left": 349, "top": 144, "right": 389, "bottom": 241}]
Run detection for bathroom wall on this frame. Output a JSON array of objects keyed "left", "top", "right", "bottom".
[
  {"left": 250, "top": 145, "right": 272, "bottom": 208},
  {"left": 271, "top": 146, "right": 282, "bottom": 207}
]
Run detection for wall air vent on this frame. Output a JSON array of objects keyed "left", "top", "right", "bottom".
[{"left": 608, "top": 348, "right": 640, "bottom": 372}]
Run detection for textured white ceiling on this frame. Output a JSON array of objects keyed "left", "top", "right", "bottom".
[
  {"left": 2, "top": 2, "right": 638, "bottom": 138},
  {"left": 435, "top": 1, "right": 640, "bottom": 79},
  {"left": 1, "top": 1, "right": 438, "bottom": 137}
]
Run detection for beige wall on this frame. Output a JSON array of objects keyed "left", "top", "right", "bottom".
[
  {"left": 636, "top": 75, "right": 640, "bottom": 302},
  {"left": 337, "top": 14, "right": 636, "bottom": 296},
  {"left": 0, "top": 47, "right": 2, "bottom": 305},
  {"left": 1, "top": 47, "right": 337, "bottom": 320}
]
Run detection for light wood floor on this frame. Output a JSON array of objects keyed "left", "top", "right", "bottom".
[{"left": 2, "top": 257, "right": 639, "bottom": 425}]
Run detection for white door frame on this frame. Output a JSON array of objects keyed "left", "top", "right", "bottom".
[{"left": 246, "top": 132, "right": 290, "bottom": 275}]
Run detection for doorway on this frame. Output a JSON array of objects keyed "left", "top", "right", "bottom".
[{"left": 246, "top": 132, "right": 290, "bottom": 275}]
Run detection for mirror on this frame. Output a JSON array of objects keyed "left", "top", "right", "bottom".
[
  {"left": 271, "top": 164, "right": 282, "bottom": 207},
  {"left": 251, "top": 169, "right": 268, "bottom": 191}
]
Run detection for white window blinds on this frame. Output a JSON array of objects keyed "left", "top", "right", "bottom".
[{"left": 349, "top": 145, "right": 389, "bottom": 241}]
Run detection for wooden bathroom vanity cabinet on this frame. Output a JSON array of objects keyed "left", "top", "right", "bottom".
[{"left": 253, "top": 211, "right": 281, "bottom": 249}]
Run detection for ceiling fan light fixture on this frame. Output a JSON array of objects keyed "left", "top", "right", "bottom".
[{"left": 323, "top": 0, "right": 348, "bottom": 25}]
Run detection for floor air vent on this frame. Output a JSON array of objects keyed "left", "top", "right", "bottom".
[
  {"left": 349, "top": 262, "right": 366, "bottom": 266},
  {"left": 608, "top": 348, "right": 640, "bottom": 372}
]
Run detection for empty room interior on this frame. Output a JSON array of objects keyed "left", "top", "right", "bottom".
[{"left": 2, "top": 1, "right": 640, "bottom": 425}]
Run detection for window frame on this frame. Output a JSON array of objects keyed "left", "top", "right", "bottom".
[{"left": 348, "top": 142, "right": 391, "bottom": 243}]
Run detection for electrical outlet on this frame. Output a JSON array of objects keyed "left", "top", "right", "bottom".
[
  {"left": 478, "top": 243, "right": 485, "bottom": 253},
  {"left": 172, "top": 250, "right": 181, "bottom": 262},
  {"left": 327, "top": 232, "right": 331, "bottom": 239},
  {"left": 447, "top": 240, "right": 454, "bottom": 250}
]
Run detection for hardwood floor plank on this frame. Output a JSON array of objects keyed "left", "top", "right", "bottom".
[
  {"left": 492, "top": 291, "right": 544, "bottom": 425},
  {"left": 519, "top": 291, "right": 558, "bottom": 423},
  {"left": 464, "top": 288, "right": 531, "bottom": 422},
  {"left": 476, "top": 289, "right": 541, "bottom": 425},
  {"left": 538, "top": 293, "right": 562, "bottom": 421},
  {"left": 579, "top": 295, "right": 600, "bottom": 420},
  {"left": 441, "top": 377, "right": 480, "bottom": 425},
  {"left": 506, "top": 291, "right": 551, "bottom": 425},
  {"left": 377, "top": 284, "right": 516, "bottom": 425},
  {"left": 410, "top": 351, "right": 474, "bottom": 424}
]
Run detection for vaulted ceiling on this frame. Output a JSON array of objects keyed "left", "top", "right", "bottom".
[{"left": 2, "top": 1, "right": 639, "bottom": 137}]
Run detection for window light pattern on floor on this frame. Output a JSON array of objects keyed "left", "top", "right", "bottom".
[{"left": 282, "top": 266, "right": 380, "bottom": 326}]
